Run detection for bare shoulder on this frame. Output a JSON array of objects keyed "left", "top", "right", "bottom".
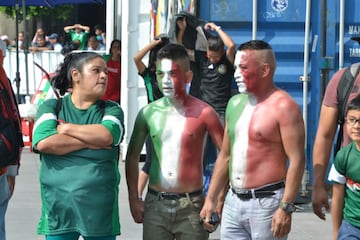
[
  {"left": 186, "top": 95, "right": 218, "bottom": 116},
  {"left": 145, "top": 98, "right": 167, "bottom": 108},
  {"left": 271, "top": 89, "right": 300, "bottom": 111},
  {"left": 187, "top": 95, "right": 210, "bottom": 107},
  {"left": 228, "top": 93, "right": 247, "bottom": 106},
  {"left": 269, "top": 90, "right": 304, "bottom": 128},
  {"left": 192, "top": 95, "right": 215, "bottom": 108}
]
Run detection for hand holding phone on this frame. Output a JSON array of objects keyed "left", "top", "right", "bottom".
[
  {"left": 209, "top": 212, "right": 220, "bottom": 226},
  {"left": 199, "top": 212, "right": 220, "bottom": 233}
]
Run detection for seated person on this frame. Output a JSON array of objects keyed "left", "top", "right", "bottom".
[
  {"left": 94, "top": 24, "right": 106, "bottom": 45},
  {"left": 0, "top": 35, "right": 11, "bottom": 50},
  {"left": 87, "top": 36, "right": 105, "bottom": 51},
  {"left": 48, "top": 33, "right": 63, "bottom": 52},
  {"left": 11, "top": 31, "right": 24, "bottom": 49},
  {"left": 29, "top": 34, "right": 52, "bottom": 52},
  {"left": 31, "top": 27, "right": 48, "bottom": 46}
]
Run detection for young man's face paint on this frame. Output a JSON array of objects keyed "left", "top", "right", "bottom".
[
  {"left": 156, "top": 58, "right": 186, "bottom": 98},
  {"left": 234, "top": 51, "right": 247, "bottom": 93}
]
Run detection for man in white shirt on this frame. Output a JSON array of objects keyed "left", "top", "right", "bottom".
[
  {"left": 48, "top": 33, "right": 63, "bottom": 52},
  {"left": 87, "top": 36, "right": 105, "bottom": 51}
]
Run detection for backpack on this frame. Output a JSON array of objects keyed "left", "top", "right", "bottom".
[
  {"left": 335, "top": 63, "right": 360, "bottom": 155},
  {"left": 0, "top": 76, "right": 24, "bottom": 169}
]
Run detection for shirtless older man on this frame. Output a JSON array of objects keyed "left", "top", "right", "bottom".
[
  {"left": 200, "top": 40, "right": 305, "bottom": 239},
  {"left": 125, "top": 43, "right": 224, "bottom": 240}
]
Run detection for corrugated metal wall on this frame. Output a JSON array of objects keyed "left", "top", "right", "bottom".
[{"left": 198, "top": 0, "right": 360, "bottom": 196}]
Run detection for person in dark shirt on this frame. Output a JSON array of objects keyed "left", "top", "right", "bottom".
[
  {"left": 177, "top": 19, "right": 236, "bottom": 193},
  {"left": 29, "top": 34, "right": 52, "bottom": 52}
]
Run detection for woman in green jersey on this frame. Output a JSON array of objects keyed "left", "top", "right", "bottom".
[{"left": 32, "top": 52, "right": 125, "bottom": 240}]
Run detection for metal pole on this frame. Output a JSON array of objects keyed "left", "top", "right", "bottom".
[
  {"left": 105, "top": 0, "right": 115, "bottom": 52},
  {"left": 15, "top": 0, "right": 21, "bottom": 103},
  {"left": 320, "top": 0, "right": 329, "bottom": 98},
  {"left": 23, "top": 0, "right": 29, "bottom": 97},
  {"left": 339, "top": 0, "right": 345, "bottom": 69},
  {"left": 252, "top": 0, "right": 257, "bottom": 40},
  {"left": 299, "top": 0, "right": 312, "bottom": 195}
]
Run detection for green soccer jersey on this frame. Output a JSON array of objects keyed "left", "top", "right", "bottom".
[
  {"left": 329, "top": 142, "right": 360, "bottom": 228},
  {"left": 32, "top": 95, "right": 125, "bottom": 236},
  {"left": 68, "top": 30, "right": 89, "bottom": 50}
]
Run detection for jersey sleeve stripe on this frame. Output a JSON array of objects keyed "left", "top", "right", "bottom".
[
  {"left": 103, "top": 115, "right": 124, "bottom": 145},
  {"left": 328, "top": 164, "right": 346, "bottom": 184},
  {"left": 33, "top": 113, "right": 57, "bottom": 134}
]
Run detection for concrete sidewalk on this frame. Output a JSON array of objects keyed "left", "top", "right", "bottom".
[{"left": 5, "top": 149, "right": 332, "bottom": 240}]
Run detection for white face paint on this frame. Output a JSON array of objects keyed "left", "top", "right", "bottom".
[
  {"left": 234, "top": 51, "right": 247, "bottom": 93},
  {"left": 159, "top": 59, "right": 175, "bottom": 97}
]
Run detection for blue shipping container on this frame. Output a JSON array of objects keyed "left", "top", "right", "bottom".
[{"left": 198, "top": 0, "right": 360, "bottom": 201}]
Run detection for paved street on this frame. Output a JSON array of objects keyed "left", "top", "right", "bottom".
[{"left": 6, "top": 148, "right": 332, "bottom": 240}]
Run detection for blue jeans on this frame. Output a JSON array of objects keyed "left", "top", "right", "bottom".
[
  {"left": 338, "top": 219, "right": 360, "bottom": 240},
  {"left": 46, "top": 232, "right": 116, "bottom": 240},
  {"left": 0, "top": 174, "right": 10, "bottom": 240},
  {"left": 221, "top": 187, "right": 287, "bottom": 240}
]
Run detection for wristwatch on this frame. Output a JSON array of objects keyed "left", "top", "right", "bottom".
[{"left": 279, "top": 202, "right": 296, "bottom": 214}]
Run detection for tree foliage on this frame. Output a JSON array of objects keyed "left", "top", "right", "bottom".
[{"left": 0, "top": 5, "right": 74, "bottom": 22}]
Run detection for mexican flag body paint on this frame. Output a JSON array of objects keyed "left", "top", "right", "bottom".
[
  {"left": 226, "top": 93, "right": 257, "bottom": 188},
  {"left": 134, "top": 58, "right": 206, "bottom": 191},
  {"left": 142, "top": 100, "right": 204, "bottom": 190}
]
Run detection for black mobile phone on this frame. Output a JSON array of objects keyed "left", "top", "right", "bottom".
[
  {"left": 209, "top": 212, "right": 220, "bottom": 225},
  {"left": 199, "top": 212, "right": 219, "bottom": 226}
]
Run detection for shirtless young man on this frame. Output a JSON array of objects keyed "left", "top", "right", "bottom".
[
  {"left": 125, "top": 43, "right": 224, "bottom": 240},
  {"left": 200, "top": 40, "right": 306, "bottom": 239}
]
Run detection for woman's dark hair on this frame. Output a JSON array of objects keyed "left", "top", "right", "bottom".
[
  {"left": 109, "top": 39, "right": 121, "bottom": 55},
  {"left": 51, "top": 52, "right": 103, "bottom": 96}
]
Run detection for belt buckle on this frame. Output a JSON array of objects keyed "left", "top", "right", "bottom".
[
  {"left": 235, "top": 188, "right": 249, "bottom": 194},
  {"left": 159, "top": 192, "right": 180, "bottom": 200}
]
